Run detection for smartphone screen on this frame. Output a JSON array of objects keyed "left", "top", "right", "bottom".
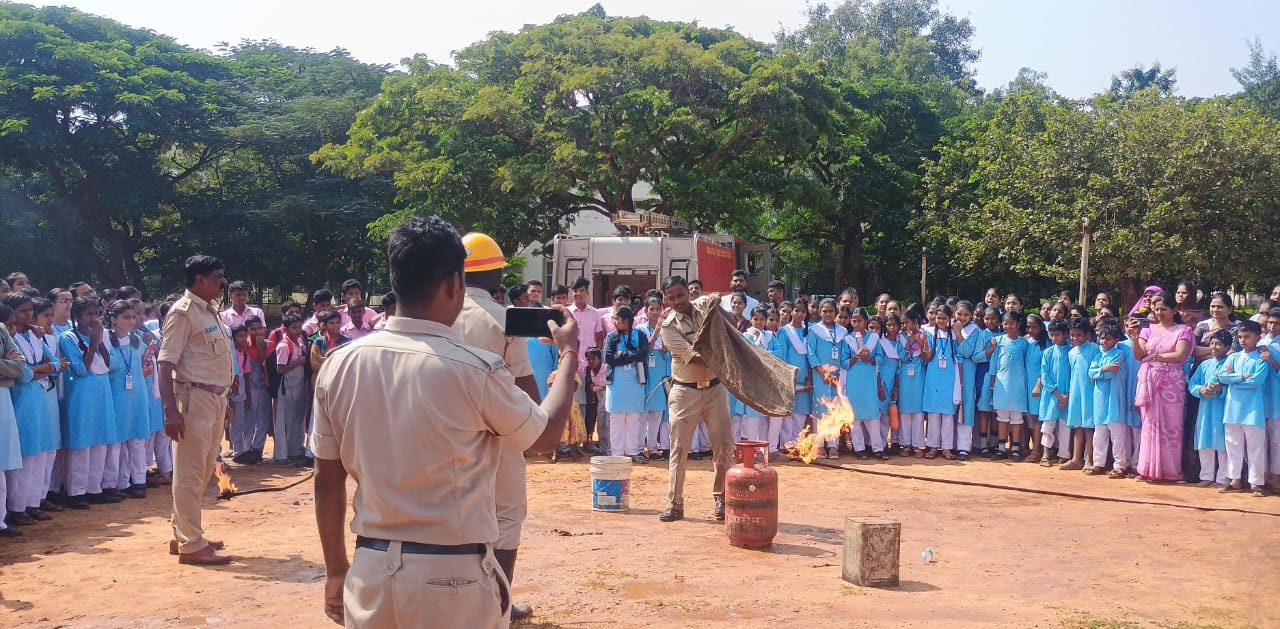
[{"left": 505, "top": 307, "right": 565, "bottom": 337}]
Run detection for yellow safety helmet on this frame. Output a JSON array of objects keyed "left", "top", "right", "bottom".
[{"left": 462, "top": 232, "right": 506, "bottom": 272}]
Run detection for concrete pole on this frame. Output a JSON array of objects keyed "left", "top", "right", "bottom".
[
  {"left": 1078, "top": 217, "right": 1091, "bottom": 307},
  {"left": 920, "top": 247, "right": 927, "bottom": 304}
]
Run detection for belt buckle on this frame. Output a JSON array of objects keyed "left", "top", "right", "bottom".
[{"left": 697, "top": 380, "right": 710, "bottom": 390}]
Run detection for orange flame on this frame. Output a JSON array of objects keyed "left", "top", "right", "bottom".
[
  {"left": 787, "top": 395, "right": 855, "bottom": 464},
  {"left": 214, "top": 460, "right": 238, "bottom": 499}
]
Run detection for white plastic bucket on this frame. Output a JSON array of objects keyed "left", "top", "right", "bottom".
[{"left": 589, "top": 456, "right": 632, "bottom": 512}]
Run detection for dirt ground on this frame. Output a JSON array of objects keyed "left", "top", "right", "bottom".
[{"left": 1, "top": 445, "right": 1278, "bottom": 629}]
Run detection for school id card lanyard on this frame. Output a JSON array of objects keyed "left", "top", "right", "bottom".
[{"left": 932, "top": 330, "right": 951, "bottom": 370}]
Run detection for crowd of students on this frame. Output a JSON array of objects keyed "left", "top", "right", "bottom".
[
  {"left": 0, "top": 273, "right": 395, "bottom": 539},
  {"left": 516, "top": 275, "right": 1280, "bottom": 499},
  {"left": 3, "top": 268, "right": 1275, "bottom": 540}
]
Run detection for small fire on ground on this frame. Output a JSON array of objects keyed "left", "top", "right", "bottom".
[
  {"left": 787, "top": 395, "right": 854, "bottom": 464},
  {"left": 214, "top": 460, "right": 238, "bottom": 500}
]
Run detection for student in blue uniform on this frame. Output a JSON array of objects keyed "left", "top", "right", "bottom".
[
  {"left": 105, "top": 300, "right": 152, "bottom": 499},
  {"left": 954, "top": 302, "right": 984, "bottom": 457},
  {"left": 923, "top": 305, "right": 964, "bottom": 460},
  {"left": 898, "top": 305, "right": 931, "bottom": 457},
  {"left": 1189, "top": 329, "right": 1229, "bottom": 488},
  {"left": 807, "top": 299, "right": 846, "bottom": 459},
  {"left": 876, "top": 315, "right": 904, "bottom": 454},
  {"left": 1023, "top": 314, "right": 1047, "bottom": 462},
  {"left": 776, "top": 301, "right": 812, "bottom": 452},
  {"left": 1087, "top": 321, "right": 1130, "bottom": 478},
  {"left": 1259, "top": 314, "right": 1280, "bottom": 493},
  {"left": 1218, "top": 320, "right": 1269, "bottom": 496},
  {"left": 605, "top": 305, "right": 649, "bottom": 464},
  {"left": 1115, "top": 319, "right": 1144, "bottom": 473},
  {"left": 841, "top": 309, "right": 885, "bottom": 460},
  {"left": 1060, "top": 319, "right": 1099, "bottom": 471},
  {"left": 974, "top": 306, "right": 1002, "bottom": 456},
  {"left": 3, "top": 295, "right": 53, "bottom": 524},
  {"left": 637, "top": 297, "right": 670, "bottom": 460},
  {"left": 988, "top": 311, "right": 1030, "bottom": 460},
  {"left": 1037, "top": 320, "right": 1072, "bottom": 465},
  {"left": 59, "top": 297, "right": 120, "bottom": 509}
]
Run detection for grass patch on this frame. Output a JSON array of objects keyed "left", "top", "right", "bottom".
[{"left": 1059, "top": 618, "right": 1139, "bottom": 629}]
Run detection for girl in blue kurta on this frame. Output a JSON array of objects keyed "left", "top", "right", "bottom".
[
  {"left": 898, "top": 305, "right": 932, "bottom": 456},
  {"left": 1116, "top": 332, "right": 1143, "bottom": 469},
  {"left": 4, "top": 295, "right": 59, "bottom": 521},
  {"left": 841, "top": 309, "right": 885, "bottom": 459},
  {"left": 953, "top": 302, "right": 983, "bottom": 457},
  {"left": 988, "top": 312, "right": 1030, "bottom": 460},
  {"left": 1037, "top": 320, "right": 1072, "bottom": 465},
  {"left": 1088, "top": 322, "right": 1130, "bottom": 477},
  {"left": 106, "top": 300, "right": 152, "bottom": 498},
  {"left": 59, "top": 297, "right": 119, "bottom": 508},
  {"left": 974, "top": 306, "right": 1003, "bottom": 456},
  {"left": 1023, "top": 314, "right": 1047, "bottom": 462},
  {"left": 1060, "top": 320, "right": 1099, "bottom": 471},
  {"left": 1188, "top": 329, "right": 1229, "bottom": 487},
  {"left": 1218, "top": 321, "right": 1269, "bottom": 494},
  {"left": 807, "top": 299, "right": 846, "bottom": 459},
  {"left": 637, "top": 298, "right": 670, "bottom": 460},
  {"left": 875, "top": 316, "right": 904, "bottom": 454},
  {"left": 604, "top": 306, "right": 649, "bottom": 463},
  {"left": 776, "top": 301, "right": 812, "bottom": 451},
  {"left": 923, "top": 305, "right": 964, "bottom": 459},
  {"left": 744, "top": 307, "right": 781, "bottom": 453}
]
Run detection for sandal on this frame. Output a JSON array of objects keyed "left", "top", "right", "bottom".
[
  {"left": 924, "top": 448, "right": 937, "bottom": 460},
  {"left": 1220, "top": 483, "right": 1247, "bottom": 493},
  {"left": 914, "top": 448, "right": 925, "bottom": 458},
  {"left": 1039, "top": 458, "right": 1054, "bottom": 468},
  {"left": 1253, "top": 487, "right": 1268, "bottom": 497},
  {"left": 943, "top": 450, "right": 957, "bottom": 461},
  {"left": 1084, "top": 467, "right": 1106, "bottom": 476},
  {"left": 1107, "top": 468, "right": 1126, "bottom": 479}
]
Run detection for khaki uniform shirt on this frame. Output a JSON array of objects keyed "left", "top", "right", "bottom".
[
  {"left": 661, "top": 295, "right": 718, "bottom": 384},
  {"left": 158, "top": 290, "right": 234, "bottom": 387},
  {"left": 451, "top": 287, "right": 532, "bottom": 379},
  {"left": 309, "top": 317, "right": 548, "bottom": 545}
]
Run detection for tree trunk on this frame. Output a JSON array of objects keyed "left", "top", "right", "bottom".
[
  {"left": 834, "top": 239, "right": 852, "bottom": 292},
  {"left": 1119, "top": 277, "right": 1147, "bottom": 316}
]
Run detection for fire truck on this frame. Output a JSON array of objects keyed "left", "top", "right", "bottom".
[{"left": 551, "top": 214, "right": 771, "bottom": 306}]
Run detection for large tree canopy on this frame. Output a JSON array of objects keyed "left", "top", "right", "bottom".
[{"left": 316, "top": 7, "right": 838, "bottom": 252}]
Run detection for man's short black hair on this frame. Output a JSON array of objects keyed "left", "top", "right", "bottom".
[
  {"left": 183, "top": 255, "right": 225, "bottom": 288},
  {"left": 551, "top": 284, "right": 570, "bottom": 297},
  {"left": 117, "top": 285, "right": 141, "bottom": 300},
  {"left": 311, "top": 289, "right": 334, "bottom": 307},
  {"left": 228, "top": 280, "right": 249, "bottom": 293},
  {"left": 572, "top": 277, "right": 590, "bottom": 291},
  {"left": 767, "top": 279, "right": 785, "bottom": 290},
  {"left": 612, "top": 285, "right": 632, "bottom": 300},
  {"left": 730, "top": 269, "right": 747, "bottom": 279},
  {"left": 317, "top": 309, "right": 342, "bottom": 325},
  {"left": 661, "top": 276, "right": 688, "bottom": 291},
  {"left": 688, "top": 278, "right": 702, "bottom": 287},
  {"left": 342, "top": 279, "right": 363, "bottom": 293},
  {"left": 508, "top": 284, "right": 529, "bottom": 304},
  {"left": 1240, "top": 320, "right": 1262, "bottom": 335},
  {"left": 387, "top": 216, "right": 465, "bottom": 307},
  {"left": 381, "top": 292, "right": 397, "bottom": 309},
  {"left": 527, "top": 279, "right": 543, "bottom": 288}
]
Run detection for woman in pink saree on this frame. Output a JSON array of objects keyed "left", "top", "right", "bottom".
[{"left": 1126, "top": 292, "right": 1194, "bottom": 481}]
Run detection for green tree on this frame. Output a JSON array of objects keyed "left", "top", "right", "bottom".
[
  {"left": 1107, "top": 63, "right": 1177, "bottom": 98},
  {"left": 0, "top": 5, "right": 238, "bottom": 287},
  {"left": 1232, "top": 38, "right": 1280, "bottom": 118},
  {"left": 317, "top": 9, "right": 836, "bottom": 253}
]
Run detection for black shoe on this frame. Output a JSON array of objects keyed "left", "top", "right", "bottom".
[
  {"left": 232, "top": 450, "right": 255, "bottom": 465},
  {"left": 86, "top": 492, "right": 121, "bottom": 504},
  {"left": 0, "top": 527, "right": 22, "bottom": 537},
  {"left": 251, "top": 449, "right": 265, "bottom": 464},
  {"left": 125, "top": 484, "right": 147, "bottom": 499},
  {"left": 992, "top": 447, "right": 1008, "bottom": 460},
  {"left": 299, "top": 456, "right": 314, "bottom": 468},
  {"left": 659, "top": 507, "right": 684, "bottom": 522},
  {"left": 6, "top": 511, "right": 36, "bottom": 526},
  {"left": 648, "top": 452, "right": 663, "bottom": 461},
  {"left": 1009, "top": 447, "right": 1024, "bottom": 462},
  {"left": 688, "top": 451, "right": 703, "bottom": 461},
  {"left": 630, "top": 455, "right": 647, "bottom": 465},
  {"left": 66, "top": 496, "right": 91, "bottom": 510},
  {"left": 25, "top": 508, "right": 52, "bottom": 521},
  {"left": 713, "top": 496, "right": 726, "bottom": 521},
  {"left": 145, "top": 477, "right": 160, "bottom": 488},
  {"left": 872, "top": 451, "right": 886, "bottom": 461},
  {"left": 510, "top": 603, "right": 534, "bottom": 621},
  {"left": 979, "top": 447, "right": 994, "bottom": 459}
]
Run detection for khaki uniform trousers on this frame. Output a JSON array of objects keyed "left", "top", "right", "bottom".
[
  {"left": 345, "top": 543, "right": 510, "bottom": 629},
  {"left": 170, "top": 383, "right": 227, "bottom": 554},
  {"left": 666, "top": 383, "right": 732, "bottom": 509},
  {"left": 494, "top": 442, "right": 526, "bottom": 550}
]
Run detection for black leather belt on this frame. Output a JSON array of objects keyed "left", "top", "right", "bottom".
[
  {"left": 671, "top": 378, "right": 720, "bottom": 390},
  {"left": 356, "top": 536, "right": 486, "bottom": 555}
]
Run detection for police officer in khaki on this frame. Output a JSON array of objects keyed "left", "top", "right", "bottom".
[
  {"left": 311, "top": 216, "right": 579, "bottom": 628},
  {"left": 658, "top": 275, "right": 734, "bottom": 523},
  {"left": 158, "top": 255, "right": 235, "bottom": 565},
  {"left": 450, "top": 232, "right": 539, "bottom": 621}
]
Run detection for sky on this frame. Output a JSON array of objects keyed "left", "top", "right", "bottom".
[{"left": 39, "top": 0, "right": 1280, "bottom": 98}]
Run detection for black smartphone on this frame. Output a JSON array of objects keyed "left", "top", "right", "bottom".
[{"left": 505, "top": 307, "right": 565, "bottom": 337}]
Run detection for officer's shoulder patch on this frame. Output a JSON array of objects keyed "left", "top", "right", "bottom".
[
  {"left": 170, "top": 298, "right": 192, "bottom": 313},
  {"left": 452, "top": 343, "right": 507, "bottom": 373},
  {"left": 661, "top": 311, "right": 679, "bottom": 327}
]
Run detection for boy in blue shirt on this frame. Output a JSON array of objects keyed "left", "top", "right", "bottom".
[
  {"left": 1218, "top": 320, "right": 1269, "bottom": 496},
  {"left": 1189, "top": 329, "right": 1230, "bottom": 488},
  {"left": 1087, "top": 322, "right": 1129, "bottom": 478}
]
